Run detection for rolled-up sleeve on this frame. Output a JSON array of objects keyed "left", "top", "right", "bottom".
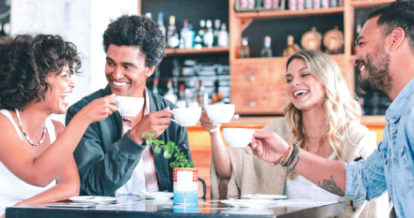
[{"left": 345, "top": 147, "right": 388, "bottom": 204}]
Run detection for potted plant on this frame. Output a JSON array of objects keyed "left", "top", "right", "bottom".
[{"left": 143, "top": 132, "right": 199, "bottom": 205}]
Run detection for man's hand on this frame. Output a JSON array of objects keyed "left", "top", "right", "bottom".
[
  {"left": 129, "top": 107, "right": 172, "bottom": 144},
  {"left": 249, "top": 129, "right": 290, "bottom": 164}
]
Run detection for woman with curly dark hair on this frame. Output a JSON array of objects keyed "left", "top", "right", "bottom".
[{"left": 0, "top": 34, "right": 118, "bottom": 215}]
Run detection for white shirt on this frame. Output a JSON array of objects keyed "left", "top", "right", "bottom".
[
  {"left": 115, "top": 89, "right": 153, "bottom": 196},
  {"left": 0, "top": 109, "right": 56, "bottom": 215},
  {"left": 285, "top": 153, "right": 341, "bottom": 202}
]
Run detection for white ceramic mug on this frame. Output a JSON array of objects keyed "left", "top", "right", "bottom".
[{"left": 115, "top": 96, "right": 145, "bottom": 116}]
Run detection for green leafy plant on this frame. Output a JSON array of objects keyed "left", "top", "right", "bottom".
[{"left": 142, "top": 132, "right": 194, "bottom": 168}]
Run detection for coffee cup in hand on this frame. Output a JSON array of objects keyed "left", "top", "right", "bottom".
[{"left": 115, "top": 96, "right": 144, "bottom": 116}]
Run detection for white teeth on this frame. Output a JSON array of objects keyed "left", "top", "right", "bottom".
[
  {"left": 360, "top": 65, "right": 365, "bottom": 72},
  {"left": 293, "top": 90, "right": 308, "bottom": 97},
  {"left": 113, "top": 81, "right": 127, "bottom": 86}
]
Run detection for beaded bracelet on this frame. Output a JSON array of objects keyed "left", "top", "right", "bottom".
[
  {"left": 282, "top": 143, "right": 297, "bottom": 167},
  {"left": 278, "top": 143, "right": 292, "bottom": 165},
  {"left": 287, "top": 147, "right": 300, "bottom": 172}
]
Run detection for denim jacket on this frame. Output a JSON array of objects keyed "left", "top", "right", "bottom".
[{"left": 345, "top": 78, "right": 414, "bottom": 217}]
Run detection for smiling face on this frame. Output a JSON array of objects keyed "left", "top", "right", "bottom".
[
  {"left": 44, "top": 64, "right": 74, "bottom": 114},
  {"left": 105, "top": 44, "right": 155, "bottom": 97},
  {"left": 354, "top": 17, "right": 393, "bottom": 94},
  {"left": 285, "top": 58, "right": 325, "bottom": 111}
]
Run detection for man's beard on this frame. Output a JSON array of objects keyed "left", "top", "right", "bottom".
[{"left": 359, "top": 48, "right": 392, "bottom": 95}]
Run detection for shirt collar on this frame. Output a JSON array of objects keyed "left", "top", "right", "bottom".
[{"left": 385, "top": 78, "right": 414, "bottom": 122}]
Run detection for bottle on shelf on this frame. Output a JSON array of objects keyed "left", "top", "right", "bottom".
[
  {"left": 237, "top": 37, "right": 252, "bottom": 58},
  {"left": 144, "top": 12, "right": 152, "bottom": 19},
  {"left": 180, "top": 19, "right": 194, "bottom": 49},
  {"left": 164, "top": 79, "right": 178, "bottom": 104},
  {"left": 283, "top": 35, "right": 300, "bottom": 57},
  {"left": 203, "top": 20, "right": 214, "bottom": 48},
  {"left": 263, "top": 0, "right": 272, "bottom": 9},
  {"left": 197, "top": 81, "right": 210, "bottom": 108},
  {"left": 167, "top": 16, "right": 179, "bottom": 48},
  {"left": 152, "top": 77, "right": 159, "bottom": 95},
  {"left": 157, "top": 12, "right": 166, "bottom": 41},
  {"left": 256, "top": 0, "right": 263, "bottom": 9},
  {"left": 213, "top": 19, "right": 221, "bottom": 46},
  {"left": 211, "top": 80, "right": 223, "bottom": 104},
  {"left": 198, "top": 20, "right": 206, "bottom": 46},
  {"left": 218, "top": 23, "right": 229, "bottom": 47},
  {"left": 177, "top": 84, "right": 187, "bottom": 108},
  {"left": 260, "top": 35, "right": 273, "bottom": 57}
]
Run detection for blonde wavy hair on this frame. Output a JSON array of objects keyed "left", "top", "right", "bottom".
[{"left": 284, "top": 50, "right": 361, "bottom": 160}]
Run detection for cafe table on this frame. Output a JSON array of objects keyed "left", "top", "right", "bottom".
[{"left": 6, "top": 195, "right": 346, "bottom": 218}]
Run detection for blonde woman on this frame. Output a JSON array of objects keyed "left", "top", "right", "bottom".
[{"left": 201, "top": 50, "right": 389, "bottom": 218}]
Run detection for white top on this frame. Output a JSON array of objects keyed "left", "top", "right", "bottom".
[
  {"left": 115, "top": 89, "right": 152, "bottom": 196},
  {"left": 285, "top": 153, "right": 341, "bottom": 202},
  {"left": 0, "top": 109, "right": 57, "bottom": 215}
]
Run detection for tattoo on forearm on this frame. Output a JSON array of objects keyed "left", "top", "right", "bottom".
[{"left": 317, "top": 175, "right": 344, "bottom": 196}]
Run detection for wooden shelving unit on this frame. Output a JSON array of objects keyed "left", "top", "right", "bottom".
[
  {"left": 166, "top": 47, "right": 229, "bottom": 56},
  {"left": 229, "top": 0, "right": 395, "bottom": 115},
  {"left": 234, "top": 7, "right": 344, "bottom": 19}
]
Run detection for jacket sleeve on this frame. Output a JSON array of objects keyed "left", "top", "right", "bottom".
[{"left": 66, "top": 103, "right": 145, "bottom": 196}]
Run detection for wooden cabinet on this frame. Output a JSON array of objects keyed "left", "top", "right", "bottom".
[{"left": 228, "top": 0, "right": 395, "bottom": 115}]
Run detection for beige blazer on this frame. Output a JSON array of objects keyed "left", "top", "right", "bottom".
[{"left": 210, "top": 117, "right": 390, "bottom": 218}]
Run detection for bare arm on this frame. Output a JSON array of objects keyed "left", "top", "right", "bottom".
[
  {"left": 0, "top": 95, "right": 117, "bottom": 186},
  {"left": 199, "top": 111, "right": 232, "bottom": 179},
  {"left": 15, "top": 157, "right": 80, "bottom": 206},
  {"left": 249, "top": 129, "right": 346, "bottom": 196}
]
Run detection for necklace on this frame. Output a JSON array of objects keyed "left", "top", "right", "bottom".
[{"left": 15, "top": 109, "right": 46, "bottom": 146}]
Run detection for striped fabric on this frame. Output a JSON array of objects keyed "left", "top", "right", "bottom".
[{"left": 122, "top": 117, "right": 159, "bottom": 192}]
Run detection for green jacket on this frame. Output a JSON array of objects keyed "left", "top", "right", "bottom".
[{"left": 66, "top": 86, "right": 191, "bottom": 196}]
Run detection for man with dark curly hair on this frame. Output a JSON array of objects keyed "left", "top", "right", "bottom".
[
  {"left": 0, "top": 34, "right": 117, "bottom": 216},
  {"left": 66, "top": 15, "right": 192, "bottom": 196}
]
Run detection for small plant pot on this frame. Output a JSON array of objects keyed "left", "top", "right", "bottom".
[{"left": 173, "top": 168, "right": 198, "bottom": 205}]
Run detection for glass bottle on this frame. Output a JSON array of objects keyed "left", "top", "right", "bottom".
[
  {"left": 203, "top": 20, "right": 214, "bottom": 48},
  {"left": 164, "top": 79, "right": 177, "bottom": 104},
  {"left": 198, "top": 20, "right": 206, "bottom": 46},
  {"left": 238, "top": 37, "right": 252, "bottom": 58},
  {"left": 180, "top": 19, "right": 194, "bottom": 49},
  {"left": 152, "top": 77, "right": 159, "bottom": 95},
  {"left": 197, "top": 81, "right": 209, "bottom": 108},
  {"left": 218, "top": 23, "right": 229, "bottom": 47},
  {"left": 213, "top": 19, "right": 221, "bottom": 46},
  {"left": 157, "top": 12, "right": 166, "bottom": 41},
  {"left": 167, "top": 16, "right": 179, "bottom": 48},
  {"left": 260, "top": 35, "right": 273, "bottom": 57},
  {"left": 283, "top": 35, "right": 300, "bottom": 57}
]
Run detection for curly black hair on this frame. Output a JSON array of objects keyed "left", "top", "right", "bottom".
[
  {"left": 0, "top": 34, "right": 81, "bottom": 110},
  {"left": 103, "top": 15, "right": 166, "bottom": 67}
]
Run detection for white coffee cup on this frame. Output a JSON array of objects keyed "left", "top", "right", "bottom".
[
  {"left": 171, "top": 107, "right": 202, "bottom": 126},
  {"left": 222, "top": 128, "right": 256, "bottom": 148},
  {"left": 115, "top": 96, "right": 145, "bottom": 116},
  {"left": 205, "top": 104, "right": 235, "bottom": 124}
]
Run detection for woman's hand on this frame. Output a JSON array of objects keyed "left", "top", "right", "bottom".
[
  {"left": 249, "top": 129, "right": 289, "bottom": 164},
  {"left": 199, "top": 110, "right": 220, "bottom": 133},
  {"left": 80, "top": 94, "right": 118, "bottom": 123}
]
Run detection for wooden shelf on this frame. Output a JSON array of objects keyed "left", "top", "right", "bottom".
[
  {"left": 350, "top": 0, "right": 395, "bottom": 8},
  {"left": 232, "top": 53, "right": 345, "bottom": 64},
  {"left": 166, "top": 47, "right": 229, "bottom": 56},
  {"left": 234, "top": 7, "right": 344, "bottom": 19}
]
